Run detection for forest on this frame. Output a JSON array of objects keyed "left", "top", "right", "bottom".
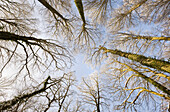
[{"left": 0, "top": 0, "right": 169, "bottom": 111}]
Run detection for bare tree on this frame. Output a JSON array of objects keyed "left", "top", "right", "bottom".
[
  {"left": 86, "top": 0, "right": 170, "bottom": 111},
  {"left": 0, "top": 72, "right": 76, "bottom": 111},
  {"left": 77, "top": 73, "right": 111, "bottom": 112},
  {"left": 0, "top": 0, "right": 74, "bottom": 111},
  {"left": 99, "top": 56, "right": 170, "bottom": 111},
  {"left": 95, "top": 46, "right": 170, "bottom": 74},
  {"left": 0, "top": 0, "right": 169, "bottom": 111}
]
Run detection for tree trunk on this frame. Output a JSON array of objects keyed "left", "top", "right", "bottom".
[
  {"left": 118, "top": 32, "right": 170, "bottom": 41},
  {"left": 38, "top": 0, "right": 67, "bottom": 21},
  {"left": 74, "top": 0, "right": 86, "bottom": 24},
  {"left": 100, "top": 47, "right": 170, "bottom": 73}
]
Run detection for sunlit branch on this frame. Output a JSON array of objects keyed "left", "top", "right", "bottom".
[
  {"left": 123, "top": 89, "right": 134, "bottom": 103},
  {"left": 74, "top": 0, "right": 97, "bottom": 50},
  {"left": 153, "top": 73, "right": 170, "bottom": 80},
  {"left": 115, "top": 61, "right": 170, "bottom": 95},
  {"left": 136, "top": 66, "right": 170, "bottom": 80},
  {"left": 124, "top": 87, "right": 170, "bottom": 101},
  {"left": 125, "top": 74, "right": 138, "bottom": 88},
  {"left": 124, "top": 0, "right": 147, "bottom": 16}
]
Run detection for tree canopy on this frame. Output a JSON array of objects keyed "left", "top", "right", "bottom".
[{"left": 0, "top": 0, "right": 169, "bottom": 111}]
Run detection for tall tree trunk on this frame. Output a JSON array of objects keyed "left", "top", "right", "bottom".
[
  {"left": 38, "top": 0, "right": 67, "bottom": 21},
  {"left": 74, "top": 0, "right": 86, "bottom": 24},
  {"left": 97, "top": 91, "right": 100, "bottom": 112},
  {"left": 58, "top": 85, "right": 70, "bottom": 112},
  {"left": 100, "top": 47, "right": 170, "bottom": 73},
  {"left": 118, "top": 32, "right": 170, "bottom": 41},
  {"left": 97, "top": 78, "right": 100, "bottom": 112}
]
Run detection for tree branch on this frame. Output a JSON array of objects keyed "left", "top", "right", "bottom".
[
  {"left": 116, "top": 61, "right": 170, "bottom": 95},
  {"left": 38, "top": 0, "right": 67, "bottom": 21},
  {"left": 0, "top": 76, "right": 51, "bottom": 110}
]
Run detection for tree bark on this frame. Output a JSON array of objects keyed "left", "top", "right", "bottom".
[
  {"left": 100, "top": 47, "right": 170, "bottom": 73},
  {"left": 118, "top": 32, "right": 170, "bottom": 41},
  {"left": 38, "top": 0, "right": 67, "bottom": 21},
  {"left": 74, "top": 0, "right": 86, "bottom": 24},
  {"left": 0, "top": 31, "right": 43, "bottom": 42}
]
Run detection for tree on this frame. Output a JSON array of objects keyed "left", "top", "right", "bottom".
[
  {"left": 77, "top": 72, "right": 112, "bottom": 112},
  {"left": 98, "top": 56, "right": 170, "bottom": 111},
  {"left": 0, "top": 0, "right": 169, "bottom": 111},
  {"left": 0, "top": 73, "right": 76, "bottom": 111},
  {"left": 97, "top": 46, "right": 170, "bottom": 74},
  {"left": 0, "top": 76, "right": 52, "bottom": 111},
  {"left": 88, "top": 0, "right": 170, "bottom": 111},
  {"left": 0, "top": 0, "right": 73, "bottom": 111},
  {"left": 87, "top": 0, "right": 170, "bottom": 111}
]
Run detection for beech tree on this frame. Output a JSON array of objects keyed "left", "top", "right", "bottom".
[
  {"left": 89, "top": 0, "right": 170, "bottom": 111},
  {"left": 0, "top": 0, "right": 169, "bottom": 112},
  {"left": 0, "top": 0, "right": 73, "bottom": 111},
  {"left": 0, "top": 73, "right": 76, "bottom": 111},
  {"left": 77, "top": 73, "right": 112, "bottom": 112}
]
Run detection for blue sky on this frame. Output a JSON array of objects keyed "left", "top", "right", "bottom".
[{"left": 72, "top": 53, "right": 94, "bottom": 80}]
